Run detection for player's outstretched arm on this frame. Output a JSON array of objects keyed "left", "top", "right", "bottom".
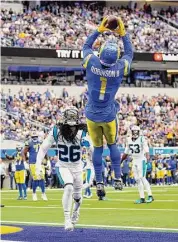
[
  {"left": 114, "top": 18, "right": 133, "bottom": 75},
  {"left": 36, "top": 130, "right": 55, "bottom": 169},
  {"left": 83, "top": 17, "right": 110, "bottom": 62}
]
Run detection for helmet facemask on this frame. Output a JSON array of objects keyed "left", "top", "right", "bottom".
[
  {"left": 62, "top": 108, "right": 79, "bottom": 126},
  {"left": 59, "top": 108, "right": 80, "bottom": 143},
  {"left": 131, "top": 126, "right": 140, "bottom": 140}
]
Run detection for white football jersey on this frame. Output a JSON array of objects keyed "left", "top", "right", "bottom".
[
  {"left": 124, "top": 135, "right": 149, "bottom": 162},
  {"left": 36, "top": 126, "right": 85, "bottom": 172}
]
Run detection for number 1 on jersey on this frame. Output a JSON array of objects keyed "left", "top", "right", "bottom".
[
  {"left": 34, "top": 144, "right": 40, "bottom": 152},
  {"left": 99, "top": 77, "right": 107, "bottom": 100}
]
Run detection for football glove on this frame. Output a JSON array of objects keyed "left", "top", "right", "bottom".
[
  {"left": 114, "top": 17, "right": 126, "bottom": 37},
  {"left": 97, "top": 16, "right": 110, "bottom": 33}
]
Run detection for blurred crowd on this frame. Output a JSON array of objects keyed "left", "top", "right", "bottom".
[
  {"left": 1, "top": 152, "right": 178, "bottom": 190},
  {"left": 159, "top": 6, "right": 178, "bottom": 24},
  {"left": 1, "top": 2, "right": 178, "bottom": 52},
  {"left": 1, "top": 87, "right": 178, "bottom": 147},
  {"left": 106, "top": 153, "right": 178, "bottom": 187}
]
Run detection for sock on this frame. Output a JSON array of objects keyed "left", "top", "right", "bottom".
[
  {"left": 92, "top": 147, "right": 103, "bottom": 183},
  {"left": 32, "top": 180, "right": 38, "bottom": 193},
  {"left": 39, "top": 179, "right": 45, "bottom": 193},
  {"left": 160, "top": 178, "right": 163, "bottom": 184},
  {"left": 22, "top": 183, "right": 27, "bottom": 197},
  {"left": 88, "top": 187, "right": 91, "bottom": 196},
  {"left": 84, "top": 188, "right": 88, "bottom": 196},
  {"left": 62, "top": 184, "right": 73, "bottom": 220},
  {"left": 141, "top": 177, "right": 152, "bottom": 196},
  {"left": 73, "top": 185, "right": 82, "bottom": 212},
  {"left": 104, "top": 176, "right": 107, "bottom": 186},
  {"left": 107, "top": 144, "right": 121, "bottom": 179},
  {"left": 137, "top": 179, "right": 145, "bottom": 198},
  {"left": 170, "top": 177, "right": 173, "bottom": 184},
  {"left": 18, "top": 184, "right": 23, "bottom": 197},
  {"left": 73, "top": 197, "right": 82, "bottom": 212}
]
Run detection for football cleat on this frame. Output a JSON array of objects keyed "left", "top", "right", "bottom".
[
  {"left": 134, "top": 198, "right": 146, "bottom": 204},
  {"left": 146, "top": 196, "right": 154, "bottom": 203},
  {"left": 23, "top": 196, "right": 27, "bottom": 200},
  {"left": 65, "top": 219, "right": 74, "bottom": 231},
  {"left": 114, "top": 179, "right": 123, "bottom": 190},
  {"left": 96, "top": 182, "right": 106, "bottom": 200},
  {"left": 71, "top": 210, "right": 80, "bottom": 225},
  {"left": 83, "top": 194, "right": 88, "bottom": 198},
  {"left": 17, "top": 196, "right": 23, "bottom": 200},
  {"left": 87, "top": 194, "right": 92, "bottom": 198},
  {"left": 98, "top": 196, "right": 107, "bottom": 201},
  {"left": 41, "top": 193, "right": 48, "bottom": 201},
  {"left": 32, "top": 193, "right": 38, "bottom": 201},
  {"left": 83, "top": 194, "right": 92, "bottom": 199}
]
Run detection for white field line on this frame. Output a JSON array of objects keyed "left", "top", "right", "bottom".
[
  {"left": 3, "top": 205, "right": 178, "bottom": 212},
  {"left": 1, "top": 198, "right": 178, "bottom": 202},
  {"left": 1, "top": 239, "right": 22, "bottom": 242},
  {"left": 1, "top": 190, "right": 178, "bottom": 195},
  {"left": 0, "top": 185, "right": 177, "bottom": 193},
  {"left": 1, "top": 220, "right": 178, "bottom": 232}
]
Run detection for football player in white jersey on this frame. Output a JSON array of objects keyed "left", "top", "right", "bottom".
[
  {"left": 121, "top": 126, "right": 154, "bottom": 204},
  {"left": 36, "top": 107, "right": 87, "bottom": 231}
]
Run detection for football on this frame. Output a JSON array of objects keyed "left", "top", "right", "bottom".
[{"left": 105, "top": 16, "right": 118, "bottom": 30}]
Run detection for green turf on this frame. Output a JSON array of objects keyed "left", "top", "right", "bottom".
[{"left": 1, "top": 186, "right": 178, "bottom": 231}]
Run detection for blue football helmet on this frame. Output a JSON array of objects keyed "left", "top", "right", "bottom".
[{"left": 99, "top": 40, "right": 119, "bottom": 67}]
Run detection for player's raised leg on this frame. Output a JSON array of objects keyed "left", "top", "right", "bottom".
[
  {"left": 56, "top": 167, "right": 74, "bottom": 231},
  {"left": 86, "top": 119, "right": 106, "bottom": 200},
  {"left": 102, "top": 119, "right": 123, "bottom": 190}
]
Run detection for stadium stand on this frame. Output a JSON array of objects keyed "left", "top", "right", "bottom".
[
  {"left": 1, "top": 1, "right": 178, "bottom": 191},
  {"left": 1, "top": 2, "right": 178, "bottom": 52},
  {"left": 1, "top": 88, "right": 178, "bottom": 148}
]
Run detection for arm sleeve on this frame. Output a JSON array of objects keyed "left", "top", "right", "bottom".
[
  {"left": 82, "top": 30, "right": 100, "bottom": 68},
  {"left": 36, "top": 130, "right": 55, "bottom": 167},
  {"left": 120, "top": 34, "right": 133, "bottom": 76}
]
